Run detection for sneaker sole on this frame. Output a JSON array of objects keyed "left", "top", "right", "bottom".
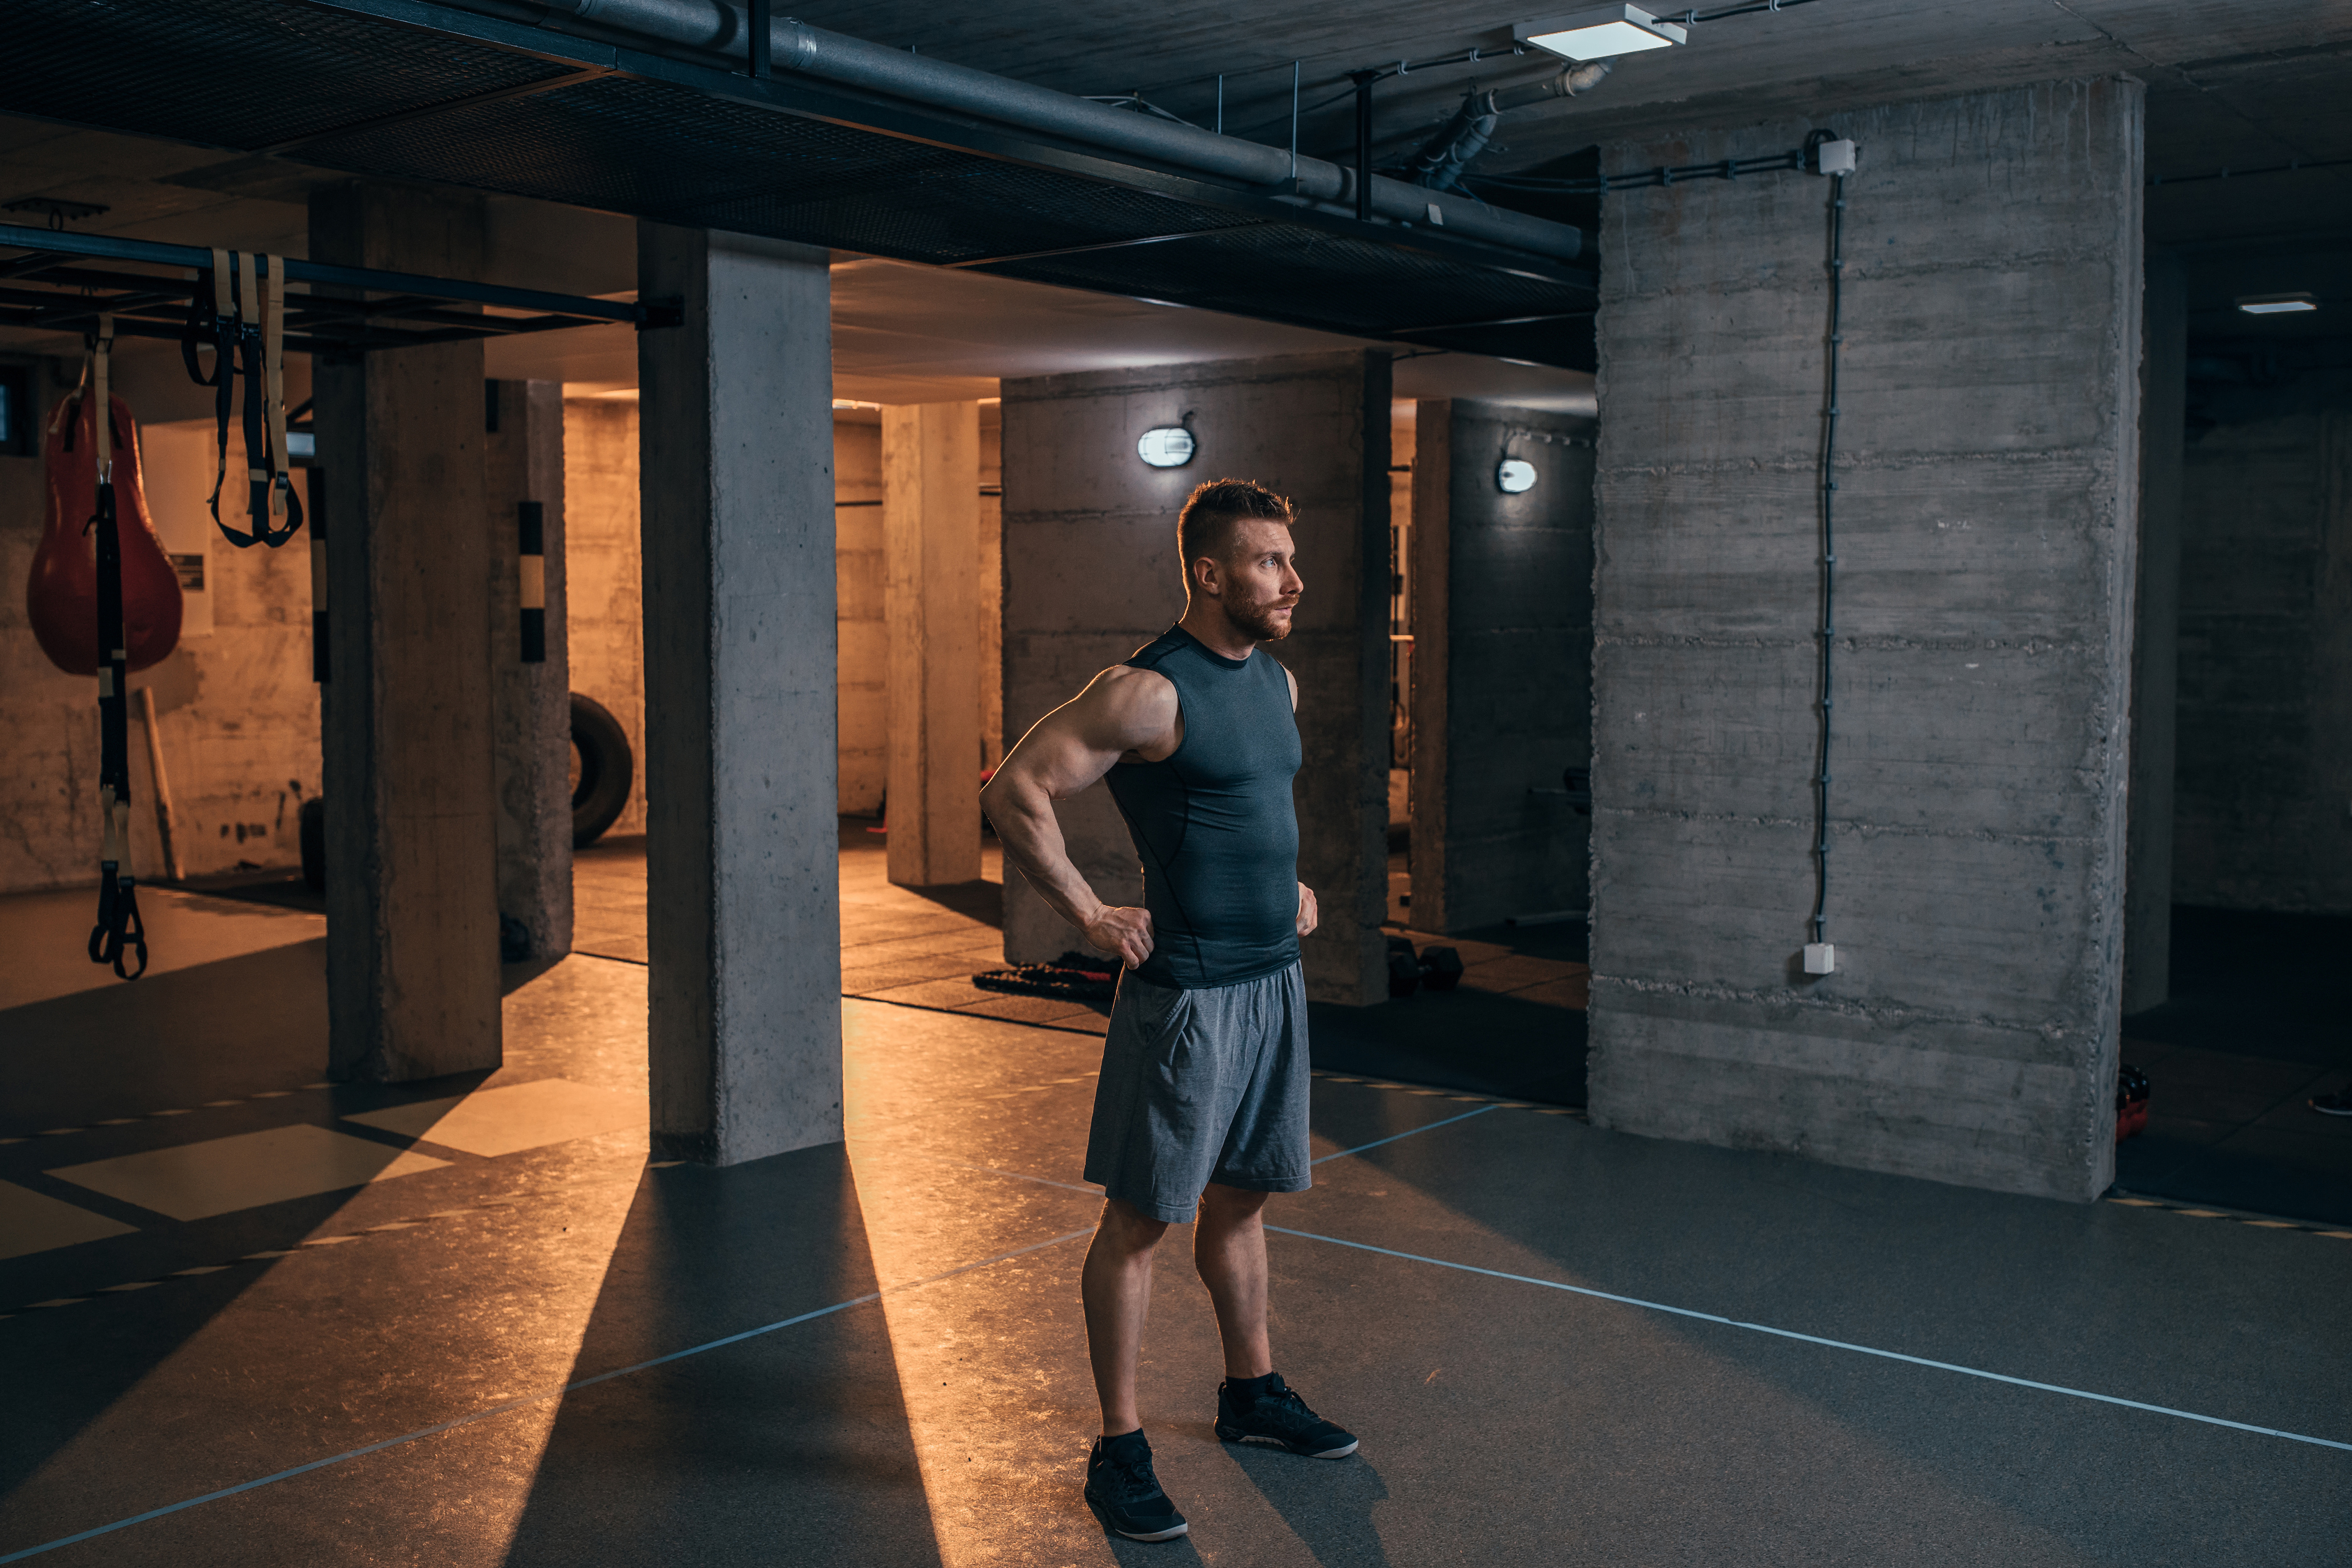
[
  {"left": 1215, "top": 1425, "right": 1359, "bottom": 1459},
  {"left": 1085, "top": 1494, "right": 1189, "bottom": 1542}
]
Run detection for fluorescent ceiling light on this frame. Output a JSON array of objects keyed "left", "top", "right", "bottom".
[
  {"left": 1515, "top": 5, "right": 1686, "bottom": 62},
  {"left": 2236, "top": 293, "right": 2317, "bottom": 315}
]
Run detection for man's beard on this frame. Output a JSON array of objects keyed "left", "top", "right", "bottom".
[{"left": 1227, "top": 592, "right": 1297, "bottom": 642}]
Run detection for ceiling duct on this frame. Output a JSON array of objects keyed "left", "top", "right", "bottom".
[
  {"left": 453, "top": 0, "right": 1587, "bottom": 262},
  {"left": 1410, "top": 60, "right": 1613, "bottom": 194}
]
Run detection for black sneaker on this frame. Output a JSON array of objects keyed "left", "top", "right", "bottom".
[
  {"left": 1214, "top": 1373, "right": 1358, "bottom": 1458},
  {"left": 2313, "top": 1091, "right": 2352, "bottom": 1117},
  {"left": 1084, "top": 1430, "right": 1189, "bottom": 1542}
]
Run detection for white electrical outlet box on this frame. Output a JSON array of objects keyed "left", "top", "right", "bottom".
[
  {"left": 1817, "top": 139, "right": 1857, "bottom": 175},
  {"left": 1803, "top": 942, "right": 1836, "bottom": 975}
]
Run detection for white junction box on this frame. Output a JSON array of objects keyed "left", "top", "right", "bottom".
[
  {"left": 1816, "top": 138, "right": 1858, "bottom": 175},
  {"left": 1803, "top": 942, "right": 1837, "bottom": 975}
]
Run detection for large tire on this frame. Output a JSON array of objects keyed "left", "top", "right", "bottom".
[{"left": 571, "top": 692, "right": 633, "bottom": 848}]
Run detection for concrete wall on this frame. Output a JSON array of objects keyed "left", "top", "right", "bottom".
[
  {"left": 1589, "top": 79, "right": 2145, "bottom": 1203},
  {"left": 1, "top": 361, "right": 320, "bottom": 894},
  {"left": 563, "top": 395, "right": 649, "bottom": 838},
  {"left": 981, "top": 402, "right": 1004, "bottom": 771},
  {"left": 485, "top": 380, "right": 572, "bottom": 958},
  {"left": 835, "top": 413, "right": 885, "bottom": 815},
  {"left": 2173, "top": 369, "right": 2352, "bottom": 913},
  {"left": 1411, "top": 401, "right": 1595, "bottom": 933},
  {"left": 561, "top": 400, "right": 928, "bottom": 825},
  {"left": 1001, "top": 350, "right": 1391, "bottom": 1005}
]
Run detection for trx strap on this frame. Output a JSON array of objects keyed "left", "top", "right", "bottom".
[
  {"left": 84, "top": 315, "right": 148, "bottom": 980},
  {"left": 183, "top": 248, "right": 301, "bottom": 548}
]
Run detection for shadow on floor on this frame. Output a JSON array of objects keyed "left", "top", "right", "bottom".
[
  {"left": 902, "top": 878, "right": 1003, "bottom": 930},
  {"left": 495, "top": 1147, "right": 948, "bottom": 1567},
  {"left": 2118, "top": 904, "right": 2352, "bottom": 1224},
  {"left": 163, "top": 868, "right": 326, "bottom": 916},
  {"left": 1309, "top": 992, "right": 1587, "bottom": 1108}
]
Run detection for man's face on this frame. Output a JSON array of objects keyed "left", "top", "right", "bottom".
[{"left": 1209, "top": 519, "right": 1303, "bottom": 641}]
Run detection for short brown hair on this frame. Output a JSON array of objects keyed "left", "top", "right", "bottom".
[{"left": 1177, "top": 478, "right": 1294, "bottom": 580}]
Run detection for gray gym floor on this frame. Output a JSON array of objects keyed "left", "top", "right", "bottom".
[{"left": 2, "top": 895, "right": 2347, "bottom": 1565}]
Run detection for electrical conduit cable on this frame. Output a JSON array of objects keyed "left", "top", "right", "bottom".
[{"left": 1812, "top": 146, "right": 1844, "bottom": 950}]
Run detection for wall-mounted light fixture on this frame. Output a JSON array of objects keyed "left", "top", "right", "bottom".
[
  {"left": 1496, "top": 457, "right": 1537, "bottom": 494},
  {"left": 2237, "top": 292, "right": 2317, "bottom": 315},
  {"left": 1138, "top": 425, "right": 1197, "bottom": 468},
  {"left": 1515, "top": 4, "right": 1685, "bottom": 62}
]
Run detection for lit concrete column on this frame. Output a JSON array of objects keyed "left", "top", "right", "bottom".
[
  {"left": 1001, "top": 350, "right": 1390, "bottom": 1004},
  {"left": 637, "top": 223, "right": 840, "bottom": 1165},
  {"left": 485, "top": 378, "right": 572, "bottom": 960},
  {"left": 310, "top": 182, "right": 501, "bottom": 1083},
  {"left": 882, "top": 400, "right": 983, "bottom": 887},
  {"left": 2123, "top": 252, "right": 2185, "bottom": 1014},
  {"left": 1410, "top": 398, "right": 1596, "bottom": 934},
  {"left": 1588, "top": 79, "right": 2143, "bottom": 1202}
]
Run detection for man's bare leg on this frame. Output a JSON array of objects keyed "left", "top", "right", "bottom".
[
  {"left": 1081, "top": 1198, "right": 1169, "bottom": 1434},
  {"left": 1195, "top": 1183, "right": 1274, "bottom": 1379}
]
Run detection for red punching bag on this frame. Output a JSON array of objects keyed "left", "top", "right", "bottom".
[{"left": 27, "top": 385, "right": 182, "bottom": 676}]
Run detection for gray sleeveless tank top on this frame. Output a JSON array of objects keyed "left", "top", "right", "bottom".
[{"left": 1105, "top": 624, "right": 1303, "bottom": 990}]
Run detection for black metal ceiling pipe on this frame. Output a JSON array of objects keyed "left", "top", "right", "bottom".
[{"left": 463, "top": 0, "right": 1587, "bottom": 261}]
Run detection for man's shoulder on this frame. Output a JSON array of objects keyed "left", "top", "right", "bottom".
[{"left": 1082, "top": 662, "right": 1180, "bottom": 738}]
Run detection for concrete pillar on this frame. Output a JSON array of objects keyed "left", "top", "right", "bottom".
[
  {"left": 1410, "top": 399, "right": 1596, "bottom": 933},
  {"left": 485, "top": 379, "right": 572, "bottom": 960},
  {"left": 310, "top": 183, "right": 501, "bottom": 1083},
  {"left": 1001, "top": 350, "right": 1391, "bottom": 1005},
  {"left": 882, "top": 400, "right": 983, "bottom": 887},
  {"left": 637, "top": 223, "right": 840, "bottom": 1165},
  {"left": 1588, "top": 79, "right": 2144, "bottom": 1202},
  {"left": 2123, "top": 252, "right": 2185, "bottom": 1014},
  {"left": 834, "top": 413, "right": 886, "bottom": 815}
]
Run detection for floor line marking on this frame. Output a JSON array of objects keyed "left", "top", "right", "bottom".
[
  {"left": 0, "top": 1227, "right": 1095, "bottom": 1564},
  {"left": 1312, "top": 1102, "right": 1500, "bottom": 1164},
  {"left": 1265, "top": 1225, "right": 2352, "bottom": 1455}
]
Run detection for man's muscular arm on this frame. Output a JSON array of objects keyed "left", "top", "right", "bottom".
[
  {"left": 981, "top": 666, "right": 1178, "bottom": 970},
  {"left": 1280, "top": 661, "right": 1319, "bottom": 938}
]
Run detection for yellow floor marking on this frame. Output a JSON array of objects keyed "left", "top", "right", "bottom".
[{"left": 2175, "top": 1209, "right": 2228, "bottom": 1218}]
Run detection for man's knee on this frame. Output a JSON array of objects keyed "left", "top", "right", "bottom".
[
  {"left": 1098, "top": 1197, "right": 1171, "bottom": 1253},
  {"left": 1199, "top": 1183, "right": 1271, "bottom": 1223}
]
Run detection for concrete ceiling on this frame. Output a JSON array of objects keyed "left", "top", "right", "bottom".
[
  {"left": 5, "top": 0, "right": 2347, "bottom": 401},
  {"left": 773, "top": 0, "right": 2352, "bottom": 244}
]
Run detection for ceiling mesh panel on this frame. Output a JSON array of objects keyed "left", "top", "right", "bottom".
[{"left": 5, "top": 0, "right": 577, "bottom": 150}]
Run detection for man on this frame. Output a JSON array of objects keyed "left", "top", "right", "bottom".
[{"left": 981, "top": 477, "right": 1357, "bottom": 1544}]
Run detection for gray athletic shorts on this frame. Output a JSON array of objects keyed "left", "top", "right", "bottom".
[{"left": 1083, "top": 960, "right": 1312, "bottom": 1224}]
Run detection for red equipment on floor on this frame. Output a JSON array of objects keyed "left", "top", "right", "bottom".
[
  {"left": 2116, "top": 1062, "right": 2150, "bottom": 1142},
  {"left": 25, "top": 374, "right": 181, "bottom": 676}
]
